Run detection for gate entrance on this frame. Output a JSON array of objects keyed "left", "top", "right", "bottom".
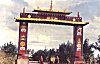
[{"left": 15, "top": 5, "right": 89, "bottom": 64}]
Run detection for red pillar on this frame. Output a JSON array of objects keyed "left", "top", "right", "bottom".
[
  {"left": 74, "top": 25, "right": 84, "bottom": 64},
  {"left": 18, "top": 22, "right": 28, "bottom": 55},
  {"left": 73, "top": 12, "right": 84, "bottom": 64},
  {"left": 18, "top": 9, "right": 28, "bottom": 56},
  {"left": 17, "top": 22, "right": 29, "bottom": 64}
]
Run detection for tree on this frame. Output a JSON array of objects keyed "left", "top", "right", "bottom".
[
  {"left": 83, "top": 39, "right": 94, "bottom": 63},
  {"left": 1, "top": 41, "right": 17, "bottom": 57},
  {"left": 0, "top": 50, "right": 14, "bottom": 64},
  {"left": 32, "top": 50, "right": 47, "bottom": 61},
  {"left": 59, "top": 43, "right": 67, "bottom": 63},
  {"left": 0, "top": 42, "right": 17, "bottom": 64},
  {"left": 97, "top": 54, "right": 100, "bottom": 64},
  {"left": 66, "top": 41, "right": 73, "bottom": 59},
  {"left": 59, "top": 41, "right": 73, "bottom": 63},
  {"left": 90, "top": 35, "right": 100, "bottom": 51},
  {"left": 90, "top": 35, "right": 100, "bottom": 64}
]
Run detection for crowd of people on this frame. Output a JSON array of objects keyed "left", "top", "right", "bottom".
[
  {"left": 49, "top": 56, "right": 59, "bottom": 64},
  {"left": 40, "top": 56, "right": 59, "bottom": 64}
]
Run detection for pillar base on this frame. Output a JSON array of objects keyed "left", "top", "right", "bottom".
[
  {"left": 74, "top": 61, "right": 85, "bottom": 64},
  {"left": 17, "top": 54, "right": 29, "bottom": 64}
]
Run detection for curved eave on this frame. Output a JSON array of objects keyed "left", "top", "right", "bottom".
[{"left": 15, "top": 18, "right": 89, "bottom": 26}]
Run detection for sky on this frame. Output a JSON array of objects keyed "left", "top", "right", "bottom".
[{"left": 0, "top": 0, "right": 100, "bottom": 57}]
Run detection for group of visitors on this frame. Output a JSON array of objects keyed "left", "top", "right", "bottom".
[
  {"left": 40, "top": 56, "right": 59, "bottom": 64},
  {"left": 48, "top": 56, "right": 70, "bottom": 64}
]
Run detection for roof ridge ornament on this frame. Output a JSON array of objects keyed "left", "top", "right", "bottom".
[
  {"left": 23, "top": 7, "right": 25, "bottom": 13},
  {"left": 77, "top": 12, "right": 80, "bottom": 17},
  {"left": 50, "top": 0, "right": 52, "bottom": 11}
]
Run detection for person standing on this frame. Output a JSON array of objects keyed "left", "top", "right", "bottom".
[
  {"left": 40, "top": 56, "right": 43, "bottom": 64},
  {"left": 55, "top": 56, "right": 59, "bottom": 64}
]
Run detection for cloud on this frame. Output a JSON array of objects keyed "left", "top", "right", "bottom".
[
  {"left": 0, "top": 0, "right": 27, "bottom": 45},
  {"left": 70, "top": 0, "right": 100, "bottom": 20},
  {"left": 83, "top": 16, "right": 100, "bottom": 44},
  {"left": 0, "top": 0, "right": 29, "bottom": 32},
  {"left": 0, "top": 0, "right": 13, "bottom": 6},
  {"left": 12, "top": 0, "right": 28, "bottom": 7},
  {"left": 60, "top": 0, "right": 100, "bottom": 44},
  {"left": 27, "top": 23, "right": 73, "bottom": 50},
  {"left": 94, "top": 16, "right": 100, "bottom": 21},
  {"left": 0, "top": 25, "right": 19, "bottom": 45}
]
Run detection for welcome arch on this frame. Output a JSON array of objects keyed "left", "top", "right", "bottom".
[{"left": 15, "top": 8, "right": 89, "bottom": 64}]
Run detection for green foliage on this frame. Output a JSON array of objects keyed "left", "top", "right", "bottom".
[
  {"left": 59, "top": 41, "right": 73, "bottom": 63},
  {"left": 1, "top": 41, "right": 17, "bottom": 56},
  {"left": 31, "top": 41, "right": 73, "bottom": 63},
  {"left": 0, "top": 50, "right": 16, "bottom": 64},
  {"left": 83, "top": 39, "right": 94, "bottom": 62},
  {"left": 32, "top": 50, "right": 48, "bottom": 61},
  {"left": 91, "top": 35, "right": 100, "bottom": 51}
]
